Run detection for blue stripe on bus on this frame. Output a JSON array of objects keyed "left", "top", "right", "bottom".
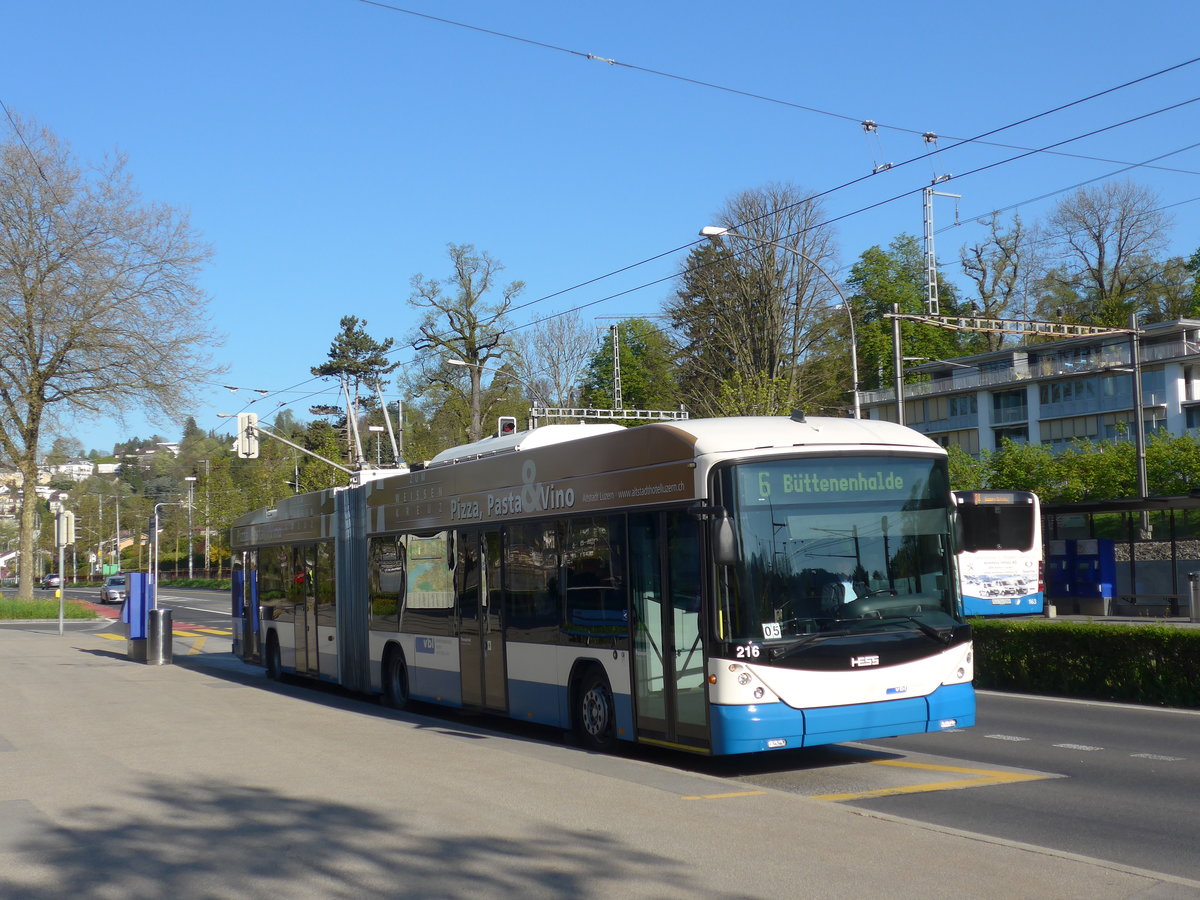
[
  {"left": 508, "top": 679, "right": 565, "bottom": 727},
  {"left": 709, "top": 683, "right": 976, "bottom": 754},
  {"left": 923, "top": 682, "right": 975, "bottom": 730},
  {"left": 962, "top": 591, "right": 1044, "bottom": 616},
  {"left": 410, "top": 666, "right": 463, "bottom": 707},
  {"left": 507, "top": 679, "right": 636, "bottom": 740}
]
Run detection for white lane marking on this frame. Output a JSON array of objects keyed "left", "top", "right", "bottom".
[
  {"left": 985, "top": 734, "right": 1032, "bottom": 742},
  {"left": 1053, "top": 743, "right": 1104, "bottom": 751},
  {"left": 1130, "top": 753, "right": 1185, "bottom": 761},
  {"left": 165, "top": 605, "right": 227, "bottom": 614}
]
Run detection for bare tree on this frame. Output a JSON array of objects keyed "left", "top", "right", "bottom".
[
  {"left": 960, "top": 213, "right": 1045, "bottom": 349},
  {"left": 1042, "top": 180, "right": 1171, "bottom": 326},
  {"left": 0, "top": 116, "right": 219, "bottom": 598},
  {"left": 407, "top": 244, "right": 524, "bottom": 442},
  {"left": 510, "top": 310, "right": 597, "bottom": 409}
]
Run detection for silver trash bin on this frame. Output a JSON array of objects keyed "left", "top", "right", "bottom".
[{"left": 146, "top": 608, "right": 173, "bottom": 666}]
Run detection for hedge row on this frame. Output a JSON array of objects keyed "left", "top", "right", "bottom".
[{"left": 971, "top": 619, "right": 1200, "bottom": 708}]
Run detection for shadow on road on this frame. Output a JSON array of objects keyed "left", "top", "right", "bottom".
[{"left": 0, "top": 777, "right": 715, "bottom": 899}]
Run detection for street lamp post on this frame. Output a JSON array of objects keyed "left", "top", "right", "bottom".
[
  {"left": 151, "top": 501, "right": 180, "bottom": 609},
  {"left": 699, "top": 226, "right": 860, "bottom": 419},
  {"left": 184, "top": 477, "right": 196, "bottom": 579}
]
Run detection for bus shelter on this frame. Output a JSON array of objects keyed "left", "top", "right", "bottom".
[{"left": 1042, "top": 494, "right": 1200, "bottom": 616}]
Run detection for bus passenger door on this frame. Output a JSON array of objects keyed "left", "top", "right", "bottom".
[
  {"left": 457, "top": 529, "right": 508, "bottom": 712},
  {"left": 630, "top": 512, "right": 708, "bottom": 751},
  {"left": 294, "top": 546, "right": 320, "bottom": 676}
]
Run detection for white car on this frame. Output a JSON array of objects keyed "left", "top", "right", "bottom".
[{"left": 100, "top": 575, "right": 126, "bottom": 605}]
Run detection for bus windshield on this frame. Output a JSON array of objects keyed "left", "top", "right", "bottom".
[
  {"left": 958, "top": 504, "right": 1035, "bottom": 552},
  {"left": 716, "top": 455, "right": 958, "bottom": 642}
]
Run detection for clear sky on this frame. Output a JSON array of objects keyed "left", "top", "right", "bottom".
[{"left": 5, "top": 0, "right": 1199, "bottom": 455}]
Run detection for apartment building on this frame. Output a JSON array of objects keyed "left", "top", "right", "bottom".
[{"left": 859, "top": 319, "right": 1200, "bottom": 453}]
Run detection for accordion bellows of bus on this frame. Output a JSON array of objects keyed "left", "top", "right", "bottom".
[{"left": 231, "top": 414, "right": 975, "bottom": 756}]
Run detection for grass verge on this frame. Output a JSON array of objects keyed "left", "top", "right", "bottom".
[{"left": 0, "top": 597, "right": 100, "bottom": 619}]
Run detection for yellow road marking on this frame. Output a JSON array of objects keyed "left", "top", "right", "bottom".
[
  {"left": 97, "top": 633, "right": 124, "bottom": 641},
  {"left": 682, "top": 791, "right": 768, "bottom": 800},
  {"left": 195, "top": 627, "right": 232, "bottom": 635},
  {"left": 171, "top": 629, "right": 203, "bottom": 637},
  {"left": 813, "top": 759, "right": 1053, "bottom": 802},
  {"left": 188, "top": 635, "right": 207, "bottom": 655}
]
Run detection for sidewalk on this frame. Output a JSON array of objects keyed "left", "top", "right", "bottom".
[{"left": 1, "top": 626, "right": 1198, "bottom": 899}]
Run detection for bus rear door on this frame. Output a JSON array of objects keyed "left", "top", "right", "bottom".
[{"left": 457, "top": 528, "right": 508, "bottom": 711}]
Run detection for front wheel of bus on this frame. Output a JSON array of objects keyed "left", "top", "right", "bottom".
[
  {"left": 382, "top": 648, "right": 410, "bottom": 710},
  {"left": 576, "top": 669, "right": 617, "bottom": 753}
]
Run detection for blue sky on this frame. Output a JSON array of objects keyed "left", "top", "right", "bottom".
[{"left": 5, "top": 0, "right": 1199, "bottom": 455}]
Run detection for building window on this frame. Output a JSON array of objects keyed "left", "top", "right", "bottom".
[
  {"left": 994, "top": 426, "right": 1028, "bottom": 445},
  {"left": 992, "top": 389, "right": 1027, "bottom": 424}
]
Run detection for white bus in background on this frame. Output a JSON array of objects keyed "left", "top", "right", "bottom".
[{"left": 954, "top": 490, "right": 1043, "bottom": 616}]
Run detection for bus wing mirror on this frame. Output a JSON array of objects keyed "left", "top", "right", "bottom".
[{"left": 712, "top": 510, "right": 740, "bottom": 567}]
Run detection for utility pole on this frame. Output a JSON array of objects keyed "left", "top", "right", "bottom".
[
  {"left": 611, "top": 324, "right": 623, "bottom": 410},
  {"left": 922, "top": 176, "right": 961, "bottom": 316}
]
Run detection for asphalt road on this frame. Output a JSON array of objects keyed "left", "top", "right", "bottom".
[
  {"left": 849, "top": 692, "right": 1200, "bottom": 881},
  {"left": 30, "top": 588, "right": 1200, "bottom": 883}
]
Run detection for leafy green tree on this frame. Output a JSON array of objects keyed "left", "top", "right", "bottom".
[
  {"left": 297, "top": 421, "right": 346, "bottom": 493},
  {"left": 848, "top": 234, "right": 981, "bottom": 395},
  {"left": 1054, "top": 439, "right": 1135, "bottom": 501},
  {"left": 311, "top": 315, "right": 400, "bottom": 465},
  {"left": 981, "top": 439, "right": 1063, "bottom": 498},
  {"left": 1145, "top": 431, "right": 1200, "bottom": 496},
  {"left": 946, "top": 444, "right": 986, "bottom": 491},
  {"left": 579, "top": 318, "right": 680, "bottom": 415},
  {"left": 1142, "top": 256, "right": 1200, "bottom": 322}
]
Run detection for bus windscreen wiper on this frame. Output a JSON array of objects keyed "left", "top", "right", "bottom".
[
  {"left": 877, "top": 615, "right": 954, "bottom": 644},
  {"left": 767, "top": 628, "right": 849, "bottom": 659}
]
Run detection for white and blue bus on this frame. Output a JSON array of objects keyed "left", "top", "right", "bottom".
[
  {"left": 231, "top": 414, "right": 974, "bottom": 755},
  {"left": 954, "top": 490, "right": 1043, "bottom": 616}
]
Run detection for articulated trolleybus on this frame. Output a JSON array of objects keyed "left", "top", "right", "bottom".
[
  {"left": 231, "top": 414, "right": 974, "bottom": 755},
  {"left": 954, "top": 490, "right": 1043, "bottom": 616}
]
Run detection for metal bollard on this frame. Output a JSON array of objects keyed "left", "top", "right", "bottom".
[
  {"left": 1189, "top": 573, "right": 1200, "bottom": 624},
  {"left": 146, "top": 608, "right": 173, "bottom": 665}
]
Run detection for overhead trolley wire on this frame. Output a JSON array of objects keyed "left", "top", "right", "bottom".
[{"left": 352, "top": 1, "right": 1200, "bottom": 177}]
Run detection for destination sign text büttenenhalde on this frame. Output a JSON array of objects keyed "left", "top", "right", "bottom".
[{"left": 777, "top": 470, "right": 906, "bottom": 495}]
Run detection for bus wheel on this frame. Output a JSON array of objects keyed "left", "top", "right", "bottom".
[
  {"left": 382, "top": 648, "right": 410, "bottom": 710},
  {"left": 576, "top": 669, "right": 617, "bottom": 752},
  {"left": 265, "top": 633, "right": 283, "bottom": 681}
]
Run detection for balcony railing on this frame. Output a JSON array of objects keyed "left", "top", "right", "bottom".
[
  {"left": 860, "top": 339, "right": 1197, "bottom": 406},
  {"left": 991, "top": 405, "right": 1029, "bottom": 425},
  {"left": 907, "top": 411, "right": 980, "bottom": 435}
]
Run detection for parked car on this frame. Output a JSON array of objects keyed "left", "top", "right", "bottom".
[
  {"left": 100, "top": 575, "right": 126, "bottom": 605},
  {"left": 41, "top": 573, "right": 61, "bottom": 589}
]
